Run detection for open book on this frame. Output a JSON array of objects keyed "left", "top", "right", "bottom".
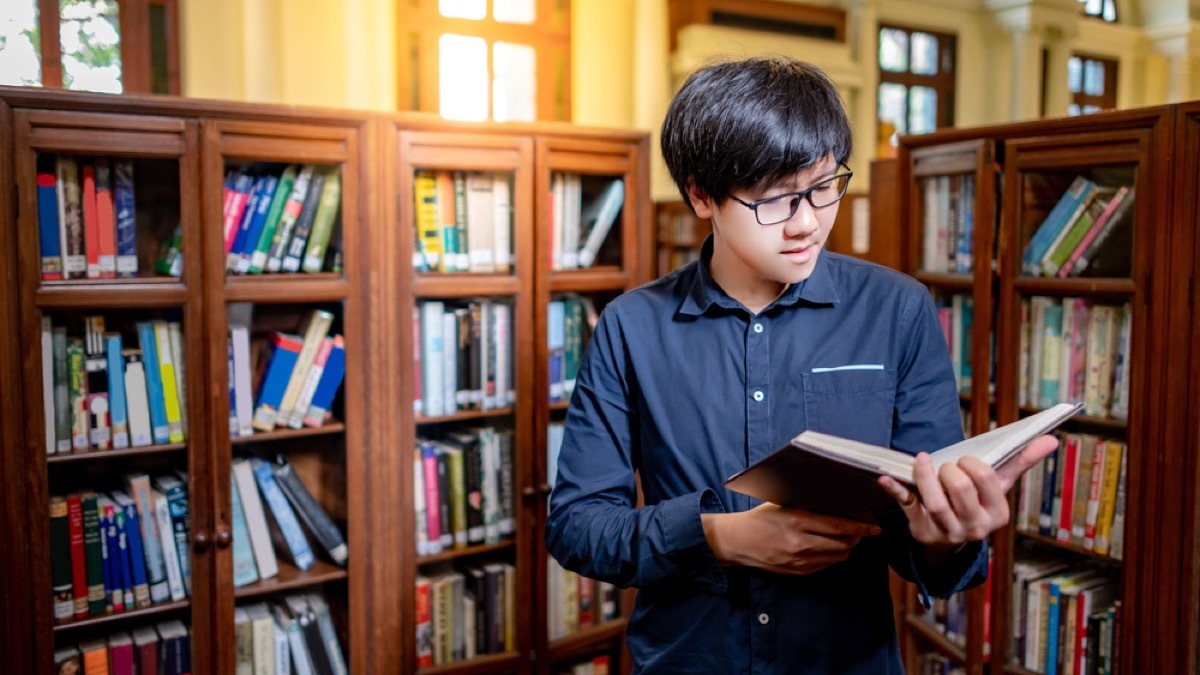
[{"left": 723, "top": 402, "right": 1083, "bottom": 523}]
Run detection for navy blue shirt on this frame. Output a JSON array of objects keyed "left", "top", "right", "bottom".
[{"left": 545, "top": 238, "right": 988, "bottom": 674}]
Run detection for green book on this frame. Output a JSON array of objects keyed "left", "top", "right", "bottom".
[
  {"left": 1042, "top": 188, "right": 1115, "bottom": 277},
  {"left": 250, "top": 164, "right": 298, "bottom": 274},
  {"left": 301, "top": 170, "right": 343, "bottom": 273},
  {"left": 81, "top": 491, "right": 107, "bottom": 615},
  {"left": 49, "top": 496, "right": 74, "bottom": 621}
]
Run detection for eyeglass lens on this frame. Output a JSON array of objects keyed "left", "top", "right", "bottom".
[{"left": 755, "top": 174, "right": 850, "bottom": 225}]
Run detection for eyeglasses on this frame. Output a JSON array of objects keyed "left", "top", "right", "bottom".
[{"left": 727, "top": 166, "right": 854, "bottom": 226}]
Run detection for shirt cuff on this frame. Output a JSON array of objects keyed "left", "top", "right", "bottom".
[
  {"left": 657, "top": 488, "right": 728, "bottom": 593},
  {"left": 908, "top": 538, "right": 988, "bottom": 609}
]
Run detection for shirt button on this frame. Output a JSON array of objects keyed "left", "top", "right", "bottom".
[
  {"left": 753, "top": 391, "right": 764, "bottom": 402},
  {"left": 753, "top": 323, "right": 764, "bottom": 334},
  {"left": 758, "top": 613, "right": 770, "bottom": 625}
]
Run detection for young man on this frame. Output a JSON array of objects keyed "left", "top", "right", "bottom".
[{"left": 545, "top": 56, "right": 1057, "bottom": 674}]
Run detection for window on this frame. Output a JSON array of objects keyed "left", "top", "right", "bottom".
[
  {"left": 397, "top": 0, "right": 570, "bottom": 122},
  {"left": 1068, "top": 54, "right": 1117, "bottom": 115},
  {"left": 877, "top": 25, "right": 956, "bottom": 145},
  {"left": 1081, "top": 0, "right": 1117, "bottom": 22},
  {"left": 0, "top": 0, "right": 180, "bottom": 95}
]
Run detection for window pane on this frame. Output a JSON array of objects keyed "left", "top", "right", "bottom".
[
  {"left": 60, "top": 0, "right": 122, "bottom": 93},
  {"left": 439, "top": 34, "right": 488, "bottom": 122},
  {"left": 909, "top": 86, "right": 937, "bottom": 134},
  {"left": 440, "top": 0, "right": 485, "bottom": 20},
  {"left": 1069, "top": 103, "right": 1081, "bottom": 116},
  {"left": 1085, "top": 0, "right": 1102, "bottom": 15},
  {"left": 0, "top": 0, "right": 41, "bottom": 85},
  {"left": 878, "top": 82, "right": 908, "bottom": 136},
  {"left": 1103, "top": 0, "right": 1117, "bottom": 22},
  {"left": 494, "top": 0, "right": 535, "bottom": 24},
  {"left": 493, "top": 41, "right": 535, "bottom": 122},
  {"left": 1068, "top": 56, "right": 1081, "bottom": 93},
  {"left": 879, "top": 28, "right": 908, "bottom": 73},
  {"left": 911, "top": 32, "right": 938, "bottom": 75},
  {"left": 1083, "top": 104, "right": 1101, "bottom": 114},
  {"left": 1084, "top": 60, "right": 1104, "bottom": 96}
]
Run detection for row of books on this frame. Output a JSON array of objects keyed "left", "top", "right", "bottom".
[
  {"left": 234, "top": 593, "right": 347, "bottom": 675},
  {"left": 1022, "top": 177, "right": 1135, "bottom": 278},
  {"left": 546, "top": 557, "right": 621, "bottom": 641},
  {"left": 555, "top": 654, "right": 613, "bottom": 675},
  {"left": 415, "top": 300, "right": 514, "bottom": 418},
  {"left": 1018, "top": 298, "right": 1131, "bottom": 420},
  {"left": 228, "top": 307, "right": 347, "bottom": 437},
  {"left": 416, "top": 561, "right": 516, "bottom": 666},
  {"left": 223, "top": 164, "right": 343, "bottom": 275},
  {"left": 54, "top": 619, "right": 190, "bottom": 675},
  {"left": 920, "top": 174, "right": 976, "bottom": 274},
  {"left": 550, "top": 173, "right": 624, "bottom": 271},
  {"left": 935, "top": 294, "right": 974, "bottom": 396},
  {"left": 42, "top": 316, "right": 187, "bottom": 454},
  {"left": 37, "top": 156, "right": 138, "bottom": 280},
  {"left": 414, "top": 169, "right": 512, "bottom": 274},
  {"left": 1010, "top": 558, "right": 1120, "bottom": 674},
  {"left": 414, "top": 428, "right": 515, "bottom": 556},
  {"left": 1016, "top": 432, "right": 1128, "bottom": 559},
  {"left": 914, "top": 590, "right": 969, "bottom": 650},
  {"left": 231, "top": 456, "right": 348, "bottom": 587},
  {"left": 50, "top": 473, "right": 190, "bottom": 622},
  {"left": 916, "top": 652, "right": 964, "bottom": 675},
  {"left": 547, "top": 295, "right": 597, "bottom": 404}
]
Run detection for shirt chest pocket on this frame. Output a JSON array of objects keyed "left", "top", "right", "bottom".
[{"left": 802, "top": 366, "right": 897, "bottom": 448}]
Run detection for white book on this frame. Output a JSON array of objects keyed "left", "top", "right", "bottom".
[
  {"left": 561, "top": 174, "right": 581, "bottom": 269},
  {"left": 289, "top": 337, "right": 333, "bottom": 429},
  {"left": 478, "top": 426, "right": 501, "bottom": 543},
  {"left": 578, "top": 179, "right": 624, "bottom": 268},
  {"left": 233, "top": 459, "right": 279, "bottom": 579},
  {"left": 493, "top": 175, "right": 512, "bottom": 270},
  {"left": 441, "top": 313, "right": 457, "bottom": 417},
  {"left": 124, "top": 354, "right": 153, "bottom": 447},
  {"left": 478, "top": 300, "right": 493, "bottom": 409},
  {"left": 272, "top": 617, "right": 291, "bottom": 675},
  {"left": 420, "top": 301, "right": 445, "bottom": 417},
  {"left": 231, "top": 325, "right": 255, "bottom": 437},
  {"left": 551, "top": 173, "right": 565, "bottom": 270},
  {"left": 167, "top": 321, "right": 188, "bottom": 435},
  {"left": 278, "top": 310, "right": 334, "bottom": 425},
  {"left": 41, "top": 317, "right": 55, "bottom": 454},
  {"left": 246, "top": 602, "right": 276, "bottom": 675},
  {"left": 235, "top": 606, "right": 253, "bottom": 675},
  {"left": 493, "top": 304, "right": 511, "bottom": 407},
  {"left": 127, "top": 473, "right": 170, "bottom": 603},
  {"left": 465, "top": 172, "right": 496, "bottom": 272},
  {"left": 154, "top": 490, "right": 187, "bottom": 601}
]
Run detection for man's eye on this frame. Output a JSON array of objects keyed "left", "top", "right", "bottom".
[{"left": 812, "top": 182, "right": 834, "bottom": 192}]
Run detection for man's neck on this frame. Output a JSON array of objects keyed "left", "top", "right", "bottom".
[{"left": 708, "top": 244, "right": 788, "bottom": 315}]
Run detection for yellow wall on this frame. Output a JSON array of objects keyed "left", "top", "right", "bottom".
[{"left": 571, "top": 0, "right": 636, "bottom": 128}]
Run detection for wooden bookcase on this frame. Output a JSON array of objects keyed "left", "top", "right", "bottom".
[{"left": 895, "top": 105, "right": 1190, "bottom": 675}]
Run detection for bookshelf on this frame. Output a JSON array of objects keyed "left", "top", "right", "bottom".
[
  {"left": 654, "top": 200, "right": 708, "bottom": 277},
  {"left": 895, "top": 105, "right": 1191, "bottom": 675}
]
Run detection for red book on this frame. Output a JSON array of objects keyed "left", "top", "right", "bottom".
[
  {"left": 1057, "top": 434, "right": 1081, "bottom": 543},
  {"left": 132, "top": 625, "right": 159, "bottom": 675},
  {"left": 66, "top": 493, "right": 89, "bottom": 619},
  {"left": 81, "top": 163, "right": 101, "bottom": 278},
  {"left": 94, "top": 160, "right": 117, "bottom": 278},
  {"left": 108, "top": 632, "right": 135, "bottom": 675},
  {"left": 415, "top": 576, "right": 433, "bottom": 667},
  {"left": 578, "top": 575, "right": 594, "bottom": 629}
]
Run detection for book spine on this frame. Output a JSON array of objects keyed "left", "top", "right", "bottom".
[
  {"left": 236, "top": 174, "right": 279, "bottom": 273},
  {"left": 265, "top": 165, "right": 314, "bottom": 272},
  {"left": 227, "top": 176, "right": 265, "bottom": 272},
  {"left": 137, "top": 322, "right": 170, "bottom": 445},
  {"left": 81, "top": 493, "right": 107, "bottom": 614},
  {"left": 278, "top": 310, "right": 334, "bottom": 426},
  {"left": 67, "top": 338, "right": 90, "bottom": 450},
  {"left": 415, "top": 169, "right": 441, "bottom": 271},
  {"left": 154, "top": 491, "right": 186, "bottom": 601},
  {"left": 251, "top": 165, "right": 297, "bottom": 274},
  {"left": 127, "top": 475, "right": 169, "bottom": 603},
  {"left": 153, "top": 322, "right": 185, "bottom": 443},
  {"left": 229, "top": 473, "right": 260, "bottom": 587},
  {"left": 281, "top": 170, "right": 327, "bottom": 272},
  {"left": 273, "top": 460, "right": 347, "bottom": 565},
  {"left": 251, "top": 459, "right": 315, "bottom": 569},
  {"left": 66, "top": 494, "right": 89, "bottom": 618},
  {"left": 119, "top": 499, "right": 151, "bottom": 608},
  {"left": 53, "top": 328, "right": 71, "bottom": 453},
  {"left": 49, "top": 496, "right": 75, "bottom": 620},
  {"left": 41, "top": 318, "right": 55, "bottom": 454},
  {"left": 303, "top": 336, "right": 345, "bottom": 428},
  {"left": 106, "top": 334, "right": 129, "bottom": 449},
  {"left": 289, "top": 337, "right": 333, "bottom": 429},
  {"left": 123, "top": 353, "right": 153, "bottom": 447},
  {"left": 81, "top": 163, "right": 100, "bottom": 278},
  {"left": 113, "top": 505, "right": 135, "bottom": 608},
  {"left": 93, "top": 159, "right": 117, "bottom": 278},
  {"left": 113, "top": 160, "right": 138, "bottom": 277},
  {"left": 252, "top": 333, "right": 302, "bottom": 431},
  {"left": 58, "top": 157, "right": 87, "bottom": 278},
  {"left": 301, "top": 171, "right": 342, "bottom": 273},
  {"left": 37, "top": 171, "right": 64, "bottom": 279}
]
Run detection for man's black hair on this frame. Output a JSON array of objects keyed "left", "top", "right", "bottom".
[{"left": 660, "top": 56, "right": 852, "bottom": 210}]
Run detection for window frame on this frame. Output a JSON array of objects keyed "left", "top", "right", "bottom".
[
  {"left": 876, "top": 23, "right": 957, "bottom": 136},
  {"left": 1068, "top": 52, "right": 1118, "bottom": 116}
]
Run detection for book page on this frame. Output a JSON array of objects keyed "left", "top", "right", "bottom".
[
  {"left": 791, "top": 432, "right": 916, "bottom": 481},
  {"left": 930, "top": 402, "right": 1082, "bottom": 471}
]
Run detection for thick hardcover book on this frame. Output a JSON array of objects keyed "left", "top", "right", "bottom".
[
  {"left": 49, "top": 496, "right": 74, "bottom": 621},
  {"left": 252, "top": 332, "right": 303, "bottom": 431},
  {"left": 724, "top": 403, "right": 1082, "bottom": 523},
  {"left": 281, "top": 170, "right": 328, "bottom": 273},
  {"left": 126, "top": 474, "right": 170, "bottom": 603},
  {"left": 250, "top": 164, "right": 297, "bottom": 274},
  {"left": 300, "top": 171, "right": 342, "bottom": 274},
  {"left": 272, "top": 457, "right": 347, "bottom": 566},
  {"left": 111, "top": 491, "right": 151, "bottom": 608},
  {"left": 251, "top": 458, "right": 315, "bottom": 570},
  {"left": 37, "top": 168, "right": 63, "bottom": 279}
]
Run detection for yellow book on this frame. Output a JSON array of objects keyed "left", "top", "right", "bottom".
[
  {"left": 153, "top": 321, "right": 185, "bottom": 443},
  {"left": 414, "top": 169, "right": 441, "bottom": 271},
  {"left": 277, "top": 309, "right": 334, "bottom": 427},
  {"left": 1093, "top": 439, "right": 1124, "bottom": 556}
]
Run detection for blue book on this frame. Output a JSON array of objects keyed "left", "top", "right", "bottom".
[
  {"left": 98, "top": 500, "right": 115, "bottom": 612},
  {"left": 113, "top": 503, "right": 135, "bottom": 609},
  {"left": 227, "top": 175, "right": 265, "bottom": 272},
  {"left": 235, "top": 174, "right": 278, "bottom": 272},
  {"left": 1046, "top": 579, "right": 1063, "bottom": 675},
  {"left": 228, "top": 338, "right": 239, "bottom": 438},
  {"left": 303, "top": 336, "right": 346, "bottom": 427},
  {"left": 137, "top": 322, "right": 170, "bottom": 444},
  {"left": 153, "top": 474, "right": 192, "bottom": 596},
  {"left": 112, "top": 491, "right": 150, "bottom": 608},
  {"left": 1038, "top": 445, "right": 1059, "bottom": 536},
  {"left": 113, "top": 160, "right": 137, "bottom": 278},
  {"left": 105, "top": 334, "right": 129, "bottom": 449},
  {"left": 229, "top": 474, "right": 259, "bottom": 586},
  {"left": 251, "top": 333, "right": 302, "bottom": 431},
  {"left": 36, "top": 169, "right": 63, "bottom": 280},
  {"left": 251, "top": 458, "right": 315, "bottom": 569},
  {"left": 1022, "top": 177, "right": 1093, "bottom": 275}
]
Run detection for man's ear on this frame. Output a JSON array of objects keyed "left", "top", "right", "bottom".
[{"left": 685, "top": 180, "right": 716, "bottom": 219}]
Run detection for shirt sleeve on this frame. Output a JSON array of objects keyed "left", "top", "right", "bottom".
[
  {"left": 884, "top": 287, "right": 989, "bottom": 601},
  {"left": 544, "top": 308, "right": 728, "bottom": 592}
]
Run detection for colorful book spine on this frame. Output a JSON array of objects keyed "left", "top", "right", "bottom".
[
  {"left": 266, "top": 165, "right": 315, "bottom": 272},
  {"left": 415, "top": 169, "right": 441, "bottom": 271},
  {"left": 281, "top": 169, "right": 327, "bottom": 272},
  {"left": 49, "top": 496, "right": 74, "bottom": 620},
  {"left": 229, "top": 473, "right": 260, "bottom": 587},
  {"left": 251, "top": 458, "right": 315, "bottom": 569},
  {"left": 66, "top": 494, "right": 89, "bottom": 618},
  {"left": 250, "top": 164, "right": 298, "bottom": 273},
  {"left": 223, "top": 171, "right": 254, "bottom": 254},
  {"left": 57, "top": 157, "right": 87, "bottom": 278},
  {"left": 137, "top": 322, "right": 170, "bottom": 444},
  {"left": 153, "top": 321, "right": 185, "bottom": 443},
  {"left": 153, "top": 490, "right": 186, "bottom": 601},
  {"left": 113, "top": 491, "right": 151, "bottom": 608},
  {"left": 154, "top": 476, "right": 191, "bottom": 596},
  {"left": 289, "top": 336, "right": 333, "bottom": 429},
  {"left": 105, "top": 334, "right": 129, "bottom": 449},
  {"left": 81, "top": 163, "right": 101, "bottom": 278},
  {"left": 67, "top": 338, "right": 90, "bottom": 450},
  {"left": 227, "top": 175, "right": 265, "bottom": 271},
  {"left": 53, "top": 327, "right": 71, "bottom": 453},
  {"left": 251, "top": 332, "right": 303, "bottom": 431},
  {"left": 277, "top": 310, "right": 334, "bottom": 426},
  {"left": 126, "top": 474, "right": 169, "bottom": 603},
  {"left": 303, "top": 335, "right": 346, "bottom": 428},
  {"left": 301, "top": 171, "right": 342, "bottom": 273},
  {"left": 81, "top": 492, "right": 107, "bottom": 615},
  {"left": 113, "top": 160, "right": 138, "bottom": 277},
  {"left": 37, "top": 169, "right": 64, "bottom": 280},
  {"left": 273, "top": 457, "right": 348, "bottom": 565},
  {"left": 94, "top": 159, "right": 117, "bottom": 278},
  {"left": 235, "top": 174, "right": 279, "bottom": 273}
]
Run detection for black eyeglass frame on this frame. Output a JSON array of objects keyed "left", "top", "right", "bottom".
[{"left": 726, "top": 164, "right": 854, "bottom": 226}]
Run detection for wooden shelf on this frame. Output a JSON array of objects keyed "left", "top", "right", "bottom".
[
  {"left": 911, "top": 271, "right": 974, "bottom": 292},
  {"left": 1002, "top": 663, "right": 1043, "bottom": 675},
  {"left": 417, "top": 540, "right": 514, "bottom": 566},
  {"left": 416, "top": 651, "right": 521, "bottom": 675},
  {"left": 1018, "top": 405, "right": 1127, "bottom": 433},
  {"left": 547, "top": 619, "right": 626, "bottom": 662},
  {"left": 1014, "top": 529, "right": 1124, "bottom": 567},
  {"left": 416, "top": 408, "right": 514, "bottom": 425},
  {"left": 903, "top": 614, "right": 966, "bottom": 663},
  {"left": 549, "top": 268, "right": 629, "bottom": 293},
  {"left": 233, "top": 559, "right": 348, "bottom": 600},
  {"left": 46, "top": 441, "right": 187, "bottom": 464},
  {"left": 223, "top": 274, "right": 349, "bottom": 303},
  {"left": 1012, "top": 277, "right": 1135, "bottom": 297},
  {"left": 53, "top": 599, "right": 190, "bottom": 633},
  {"left": 413, "top": 274, "right": 521, "bottom": 298},
  {"left": 36, "top": 280, "right": 190, "bottom": 309},
  {"left": 230, "top": 421, "right": 345, "bottom": 445},
  {"left": 549, "top": 401, "right": 569, "bottom": 412}
]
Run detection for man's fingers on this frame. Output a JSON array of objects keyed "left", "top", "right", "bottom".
[
  {"left": 959, "top": 456, "right": 1008, "bottom": 515},
  {"left": 788, "top": 509, "right": 882, "bottom": 538},
  {"left": 995, "top": 435, "right": 1060, "bottom": 492},
  {"left": 878, "top": 475, "right": 922, "bottom": 517}
]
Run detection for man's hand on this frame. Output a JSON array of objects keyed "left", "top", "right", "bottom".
[
  {"left": 877, "top": 434, "right": 1060, "bottom": 547},
  {"left": 702, "top": 504, "right": 882, "bottom": 576}
]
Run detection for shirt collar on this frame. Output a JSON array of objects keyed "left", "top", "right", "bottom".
[{"left": 678, "top": 235, "right": 840, "bottom": 317}]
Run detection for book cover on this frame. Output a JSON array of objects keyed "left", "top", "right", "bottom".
[
  {"left": 49, "top": 496, "right": 75, "bottom": 621},
  {"left": 37, "top": 167, "right": 64, "bottom": 279},
  {"left": 123, "top": 351, "right": 153, "bottom": 447},
  {"left": 250, "top": 164, "right": 298, "bottom": 274},
  {"left": 301, "top": 171, "right": 342, "bottom": 274},
  {"left": 302, "top": 335, "right": 345, "bottom": 428},
  {"left": 281, "top": 169, "right": 328, "bottom": 273},
  {"left": 272, "top": 456, "right": 348, "bottom": 565},
  {"left": 93, "top": 159, "right": 117, "bottom": 278},
  {"left": 230, "top": 473, "right": 261, "bottom": 587},
  {"left": 252, "top": 332, "right": 303, "bottom": 431},
  {"left": 113, "top": 160, "right": 137, "bottom": 277},
  {"left": 251, "top": 458, "right": 315, "bottom": 570},
  {"left": 724, "top": 403, "right": 1082, "bottom": 523}
]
